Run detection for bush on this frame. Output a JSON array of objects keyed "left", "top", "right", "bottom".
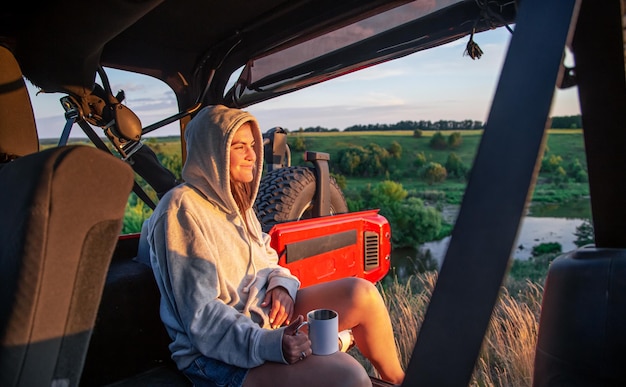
[
  {"left": 552, "top": 165, "right": 568, "bottom": 185},
  {"left": 574, "top": 219, "right": 594, "bottom": 247},
  {"left": 356, "top": 181, "right": 442, "bottom": 248},
  {"left": 292, "top": 135, "right": 307, "bottom": 152},
  {"left": 414, "top": 151, "right": 427, "bottom": 169},
  {"left": 378, "top": 198, "right": 442, "bottom": 248},
  {"left": 337, "top": 146, "right": 366, "bottom": 175},
  {"left": 122, "top": 198, "right": 152, "bottom": 234},
  {"left": 370, "top": 180, "right": 408, "bottom": 203},
  {"left": 413, "top": 129, "right": 423, "bottom": 138},
  {"left": 429, "top": 131, "right": 447, "bottom": 150},
  {"left": 157, "top": 152, "right": 183, "bottom": 179},
  {"left": 508, "top": 253, "right": 557, "bottom": 284},
  {"left": 336, "top": 144, "right": 393, "bottom": 177},
  {"left": 541, "top": 154, "right": 563, "bottom": 173},
  {"left": 388, "top": 141, "right": 402, "bottom": 159},
  {"left": 445, "top": 152, "right": 467, "bottom": 179},
  {"left": 420, "top": 162, "right": 447, "bottom": 185},
  {"left": 565, "top": 158, "right": 588, "bottom": 183},
  {"left": 330, "top": 172, "right": 347, "bottom": 190},
  {"left": 531, "top": 242, "right": 562, "bottom": 257},
  {"left": 447, "top": 132, "right": 463, "bottom": 149},
  {"left": 345, "top": 196, "right": 365, "bottom": 213}
]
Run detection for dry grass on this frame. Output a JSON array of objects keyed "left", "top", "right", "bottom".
[
  {"left": 352, "top": 273, "right": 543, "bottom": 387},
  {"left": 472, "top": 282, "right": 542, "bottom": 386}
]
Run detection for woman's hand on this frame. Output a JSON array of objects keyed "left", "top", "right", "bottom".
[
  {"left": 282, "top": 316, "right": 311, "bottom": 364},
  {"left": 262, "top": 286, "right": 294, "bottom": 328}
]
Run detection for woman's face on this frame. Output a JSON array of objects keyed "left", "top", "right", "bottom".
[{"left": 229, "top": 122, "right": 257, "bottom": 183}]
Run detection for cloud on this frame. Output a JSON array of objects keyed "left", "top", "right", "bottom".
[
  {"left": 355, "top": 91, "right": 405, "bottom": 106},
  {"left": 248, "top": 100, "right": 489, "bottom": 132},
  {"left": 124, "top": 96, "right": 178, "bottom": 116},
  {"left": 36, "top": 115, "right": 71, "bottom": 139},
  {"left": 336, "top": 66, "right": 407, "bottom": 82}
]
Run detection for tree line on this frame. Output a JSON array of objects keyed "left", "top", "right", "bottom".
[
  {"left": 299, "top": 120, "right": 483, "bottom": 132},
  {"left": 549, "top": 115, "right": 582, "bottom": 129},
  {"left": 294, "top": 115, "right": 581, "bottom": 132}
]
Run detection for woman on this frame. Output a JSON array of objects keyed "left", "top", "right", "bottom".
[{"left": 145, "top": 105, "right": 405, "bottom": 386}]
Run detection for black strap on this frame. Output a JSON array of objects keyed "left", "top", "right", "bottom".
[
  {"left": 77, "top": 120, "right": 157, "bottom": 209},
  {"left": 127, "top": 145, "right": 180, "bottom": 199},
  {"left": 402, "top": 0, "right": 580, "bottom": 385},
  {"left": 572, "top": 0, "right": 626, "bottom": 248}
]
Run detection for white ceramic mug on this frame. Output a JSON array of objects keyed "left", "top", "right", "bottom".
[{"left": 297, "top": 309, "right": 339, "bottom": 355}]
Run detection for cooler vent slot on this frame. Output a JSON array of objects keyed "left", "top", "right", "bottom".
[{"left": 364, "top": 231, "right": 379, "bottom": 271}]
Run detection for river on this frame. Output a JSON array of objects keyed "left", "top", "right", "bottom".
[{"left": 390, "top": 199, "right": 591, "bottom": 276}]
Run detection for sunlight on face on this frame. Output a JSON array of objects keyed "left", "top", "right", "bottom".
[{"left": 230, "top": 122, "right": 256, "bottom": 183}]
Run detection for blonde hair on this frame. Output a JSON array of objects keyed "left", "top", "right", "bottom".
[
  {"left": 229, "top": 119, "right": 260, "bottom": 220},
  {"left": 230, "top": 180, "right": 254, "bottom": 220}
]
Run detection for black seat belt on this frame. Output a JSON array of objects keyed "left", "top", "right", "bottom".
[{"left": 402, "top": 0, "right": 580, "bottom": 385}]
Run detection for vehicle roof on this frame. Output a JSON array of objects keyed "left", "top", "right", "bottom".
[{"left": 0, "top": 0, "right": 515, "bottom": 107}]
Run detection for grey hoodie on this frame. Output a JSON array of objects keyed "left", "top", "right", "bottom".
[{"left": 145, "top": 105, "right": 301, "bottom": 371}]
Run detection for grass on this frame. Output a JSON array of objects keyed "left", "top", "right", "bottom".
[
  {"left": 351, "top": 272, "right": 544, "bottom": 386},
  {"left": 289, "top": 129, "right": 587, "bottom": 206},
  {"left": 541, "top": 130, "right": 586, "bottom": 162},
  {"left": 474, "top": 283, "right": 542, "bottom": 386},
  {"left": 291, "top": 130, "right": 483, "bottom": 177},
  {"left": 530, "top": 182, "right": 589, "bottom": 204}
]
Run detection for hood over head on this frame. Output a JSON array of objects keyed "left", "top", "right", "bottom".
[{"left": 181, "top": 105, "right": 263, "bottom": 214}]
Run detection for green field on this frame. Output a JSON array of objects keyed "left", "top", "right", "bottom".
[
  {"left": 45, "top": 128, "right": 587, "bottom": 205},
  {"left": 285, "top": 129, "right": 588, "bottom": 204}
]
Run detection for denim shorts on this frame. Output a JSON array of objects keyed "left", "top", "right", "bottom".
[{"left": 183, "top": 355, "right": 249, "bottom": 387}]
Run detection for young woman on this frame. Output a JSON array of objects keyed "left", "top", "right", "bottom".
[{"left": 144, "top": 105, "right": 405, "bottom": 387}]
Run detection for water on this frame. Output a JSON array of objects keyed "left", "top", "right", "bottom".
[
  {"left": 415, "top": 216, "right": 586, "bottom": 265},
  {"left": 512, "top": 217, "right": 586, "bottom": 259},
  {"left": 390, "top": 199, "right": 591, "bottom": 273}
]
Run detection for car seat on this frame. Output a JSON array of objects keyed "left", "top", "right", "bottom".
[{"left": 0, "top": 44, "right": 135, "bottom": 386}]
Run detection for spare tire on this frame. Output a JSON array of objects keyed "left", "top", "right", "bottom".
[{"left": 254, "top": 166, "right": 348, "bottom": 232}]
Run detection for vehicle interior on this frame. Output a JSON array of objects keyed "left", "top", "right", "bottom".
[{"left": 1, "top": 0, "right": 625, "bottom": 386}]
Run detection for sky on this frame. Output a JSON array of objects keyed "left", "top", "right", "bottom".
[{"left": 27, "top": 27, "right": 581, "bottom": 139}]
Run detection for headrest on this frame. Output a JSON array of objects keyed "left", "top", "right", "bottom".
[{"left": 0, "top": 45, "right": 39, "bottom": 162}]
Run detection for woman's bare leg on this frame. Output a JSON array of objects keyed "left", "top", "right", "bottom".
[
  {"left": 293, "top": 278, "right": 405, "bottom": 384},
  {"left": 244, "top": 351, "right": 370, "bottom": 387}
]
